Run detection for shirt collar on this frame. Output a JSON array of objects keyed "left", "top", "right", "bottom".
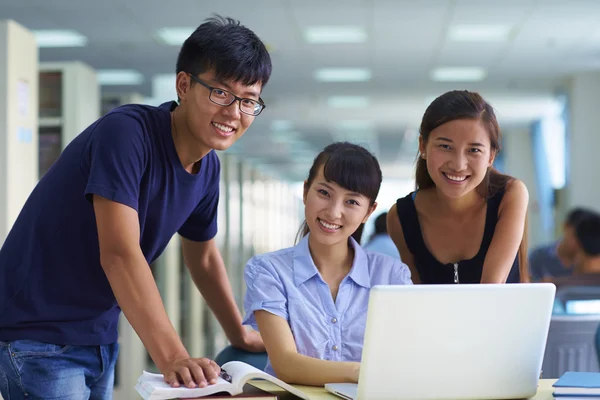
[
  {"left": 292, "top": 233, "right": 371, "bottom": 289},
  {"left": 347, "top": 237, "right": 370, "bottom": 288},
  {"left": 292, "top": 235, "right": 320, "bottom": 287}
]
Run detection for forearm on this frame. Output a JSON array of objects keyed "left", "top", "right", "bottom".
[
  {"left": 481, "top": 250, "right": 518, "bottom": 283},
  {"left": 480, "top": 271, "right": 510, "bottom": 283},
  {"left": 188, "top": 260, "right": 245, "bottom": 345},
  {"left": 480, "top": 258, "right": 514, "bottom": 283},
  {"left": 102, "top": 252, "right": 188, "bottom": 371},
  {"left": 272, "top": 352, "right": 359, "bottom": 385}
]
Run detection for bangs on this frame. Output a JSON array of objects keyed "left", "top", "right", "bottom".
[
  {"left": 206, "top": 58, "right": 272, "bottom": 87},
  {"left": 321, "top": 150, "right": 380, "bottom": 202}
]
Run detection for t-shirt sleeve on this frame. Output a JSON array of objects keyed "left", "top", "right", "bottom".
[
  {"left": 83, "top": 113, "right": 147, "bottom": 211},
  {"left": 243, "top": 256, "right": 288, "bottom": 330},
  {"left": 177, "top": 153, "right": 220, "bottom": 242},
  {"left": 528, "top": 246, "right": 552, "bottom": 281},
  {"left": 390, "top": 259, "right": 414, "bottom": 285}
]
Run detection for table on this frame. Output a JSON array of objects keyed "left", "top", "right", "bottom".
[{"left": 250, "top": 378, "right": 557, "bottom": 400}]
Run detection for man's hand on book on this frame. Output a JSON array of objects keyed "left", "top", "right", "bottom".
[
  {"left": 231, "top": 329, "right": 265, "bottom": 352},
  {"left": 163, "top": 357, "right": 221, "bottom": 389}
]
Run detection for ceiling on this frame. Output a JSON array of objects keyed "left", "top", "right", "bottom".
[{"left": 2, "top": 0, "right": 599, "bottom": 181}]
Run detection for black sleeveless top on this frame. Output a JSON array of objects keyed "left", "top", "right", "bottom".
[{"left": 396, "top": 189, "right": 520, "bottom": 284}]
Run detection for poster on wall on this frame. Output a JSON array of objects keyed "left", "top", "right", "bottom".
[{"left": 17, "top": 80, "right": 29, "bottom": 118}]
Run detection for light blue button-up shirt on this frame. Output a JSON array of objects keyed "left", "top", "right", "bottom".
[{"left": 243, "top": 234, "right": 412, "bottom": 376}]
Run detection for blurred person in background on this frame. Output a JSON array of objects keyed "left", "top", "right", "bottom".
[
  {"left": 529, "top": 207, "right": 596, "bottom": 282},
  {"left": 551, "top": 211, "right": 600, "bottom": 287},
  {"left": 363, "top": 212, "right": 401, "bottom": 259}
]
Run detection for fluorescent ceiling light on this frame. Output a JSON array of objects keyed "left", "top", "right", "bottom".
[
  {"left": 271, "top": 130, "right": 303, "bottom": 142},
  {"left": 327, "top": 96, "right": 370, "bottom": 109},
  {"left": 271, "top": 120, "right": 294, "bottom": 131},
  {"left": 448, "top": 24, "right": 512, "bottom": 42},
  {"left": 33, "top": 30, "right": 87, "bottom": 48},
  {"left": 304, "top": 26, "right": 367, "bottom": 44},
  {"left": 315, "top": 68, "right": 372, "bottom": 82},
  {"left": 156, "top": 27, "right": 194, "bottom": 45},
  {"left": 430, "top": 67, "right": 486, "bottom": 82},
  {"left": 335, "top": 120, "right": 374, "bottom": 130},
  {"left": 332, "top": 130, "right": 376, "bottom": 142},
  {"left": 97, "top": 70, "right": 144, "bottom": 85}
]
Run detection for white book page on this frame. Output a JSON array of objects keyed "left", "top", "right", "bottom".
[
  {"left": 222, "top": 361, "right": 310, "bottom": 400},
  {"left": 136, "top": 371, "right": 239, "bottom": 400}
]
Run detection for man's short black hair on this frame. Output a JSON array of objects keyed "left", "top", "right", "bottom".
[
  {"left": 575, "top": 213, "right": 600, "bottom": 256},
  {"left": 176, "top": 15, "right": 272, "bottom": 88},
  {"left": 566, "top": 207, "right": 595, "bottom": 227}
]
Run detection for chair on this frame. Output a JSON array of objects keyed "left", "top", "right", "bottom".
[
  {"left": 214, "top": 345, "right": 268, "bottom": 370},
  {"left": 542, "top": 314, "right": 600, "bottom": 378},
  {"left": 595, "top": 321, "right": 600, "bottom": 367},
  {"left": 555, "top": 286, "right": 600, "bottom": 312}
]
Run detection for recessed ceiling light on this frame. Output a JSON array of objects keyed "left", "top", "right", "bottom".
[
  {"left": 304, "top": 26, "right": 367, "bottom": 44},
  {"left": 448, "top": 24, "right": 512, "bottom": 42},
  {"left": 327, "top": 96, "right": 370, "bottom": 109},
  {"left": 430, "top": 67, "right": 486, "bottom": 82},
  {"left": 156, "top": 27, "right": 194, "bottom": 46},
  {"left": 33, "top": 30, "right": 87, "bottom": 48},
  {"left": 314, "top": 68, "right": 372, "bottom": 82},
  {"left": 97, "top": 70, "right": 144, "bottom": 85}
]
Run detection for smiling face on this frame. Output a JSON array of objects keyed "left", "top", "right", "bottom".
[
  {"left": 303, "top": 166, "right": 376, "bottom": 247},
  {"left": 420, "top": 118, "right": 495, "bottom": 199},
  {"left": 176, "top": 70, "right": 263, "bottom": 153}
]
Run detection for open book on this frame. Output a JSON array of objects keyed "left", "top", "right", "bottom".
[{"left": 135, "top": 361, "right": 310, "bottom": 400}]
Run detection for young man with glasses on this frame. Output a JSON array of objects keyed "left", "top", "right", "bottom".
[{"left": 0, "top": 15, "right": 271, "bottom": 399}]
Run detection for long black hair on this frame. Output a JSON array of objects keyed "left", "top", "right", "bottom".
[{"left": 296, "top": 142, "right": 382, "bottom": 244}]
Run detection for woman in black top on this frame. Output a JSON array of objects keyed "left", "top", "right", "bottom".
[{"left": 387, "top": 90, "right": 530, "bottom": 284}]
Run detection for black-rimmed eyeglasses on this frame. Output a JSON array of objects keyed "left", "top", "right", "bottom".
[{"left": 188, "top": 74, "right": 265, "bottom": 116}]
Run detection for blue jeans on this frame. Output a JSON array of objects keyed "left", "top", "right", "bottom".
[{"left": 0, "top": 339, "right": 118, "bottom": 400}]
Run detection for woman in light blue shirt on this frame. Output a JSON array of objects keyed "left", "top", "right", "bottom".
[{"left": 243, "top": 142, "right": 412, "bottom": 386}]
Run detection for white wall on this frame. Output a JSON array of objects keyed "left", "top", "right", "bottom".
[
  {"left": 0, "top": 20, "right": 38, "bottom": 245},
  {"left": 503, "top": 127, "right": 547, "bottom": 248},
  {"left": 568, "top": 72, "right": 600, "bottom": 212}
]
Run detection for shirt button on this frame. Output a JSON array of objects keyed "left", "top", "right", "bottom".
[
  {"left": 332, "top": 345, "right": 339, "bottom": 351},
  {"left": 331, "top": 317, "right": 338, "bottom": 323}
]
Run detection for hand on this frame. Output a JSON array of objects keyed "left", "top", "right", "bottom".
[
  {"left": 231, "top": 328, "right": 265, "bottom": 352},
  {"left": 163, "top": 357, "right": 221, "bottom": 388}
]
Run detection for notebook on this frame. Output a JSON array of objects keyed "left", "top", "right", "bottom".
[
  {"left": 135, "top": 361, "right": 309, "bottom": 400},
  {"left": 553, "top": 371, "right": 600, "bottom": 397}
]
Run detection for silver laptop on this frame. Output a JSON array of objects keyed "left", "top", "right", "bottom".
[{"left": 325, "top": 283, "right": 555, "bottom": 400}]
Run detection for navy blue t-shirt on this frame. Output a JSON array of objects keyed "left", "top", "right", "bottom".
[{"left": 0, "top": 101, "right": 219, "bottom": 346}]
